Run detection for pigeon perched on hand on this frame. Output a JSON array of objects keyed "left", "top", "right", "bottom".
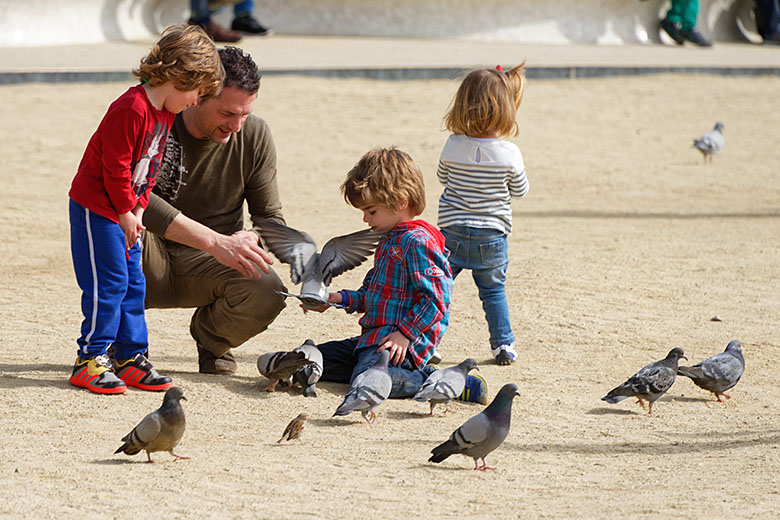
[
  {"left": 677, "top": 340, "right": 744, "bottom": 402},
  {"left": 333, "top": 350, "right": 392, "bottom": 424},
  {"left": 601, "top": 348, "right": 687, "bottom": 415},
  {"left": 258, "top": 220, "right": 379, "bottom": 310},
  {"left": 291, "top": 339, "right": 323, "bottom": 397},
  {"left": 257, "top": 350, "right": 315, "bottom": 392},
  {"left": 413, "top": 358, "right": 479, "bottom": 415},
  {"left": 115, "top": 386, "right": 188, "bottom": 463},
  {"left": 278, "top": 413, "right": 308, "bottom": 442},
  {"left": 693, "top": 121, "right": 724, "bottom": 163},
  {"left": 428, "top": 383, "right": 520, "bottom": 471}
]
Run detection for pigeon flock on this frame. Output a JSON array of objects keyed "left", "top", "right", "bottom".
[{"left": 113, "top": 338, "right": 744, "bottom": 471}]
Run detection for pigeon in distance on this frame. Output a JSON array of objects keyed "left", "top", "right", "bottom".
[
  {"left": 693, "top": 121, "right": 724, "bottom": 163},
  {"left": 291, "top": 339, "right": 324, "bottom": 397},
  {"left": 115, "top": 386, "right": 188, "bottom": 463},
  {"left": 258, "top": 220, "right": 380, "bottom": 310},
  {"left": 333, "top": 350, "right": 392, "bottom": 424},
  {"left": 429, "top": 383, "right": 521, "bottom": 471},
  {"left": 677, "top": 340, "right": 745, "bottom": 402},
  {"left": 413, "top": 358, "right": 479, "bottom": 415},
  {"left": 278, "top": 413, "right": 308, "bottom": 442},
  {"left": 257, "top": 350, "right": 315, "bottom": 392},
  {"left": 601, "top": 348, "right": 687, "bottom": 414}
]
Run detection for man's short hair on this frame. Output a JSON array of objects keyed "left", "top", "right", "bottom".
[{"left": 219, "top": 46, "right": 262, "bottom": 94}]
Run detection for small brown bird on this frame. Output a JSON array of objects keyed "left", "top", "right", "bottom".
[{"left": 278, "top": 413, "right": 308, "bottom": 442}]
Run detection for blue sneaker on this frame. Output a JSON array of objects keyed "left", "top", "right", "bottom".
[
  {"left": 457, "top": 373, "right": 488, "bottom": 405},
  {"left": 491, "top": 342, "right": 517, "bottom": 366}
]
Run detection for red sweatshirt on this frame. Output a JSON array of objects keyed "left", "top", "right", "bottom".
[{"left": 69, "top": 85, "right": 174, "bottom": 223}]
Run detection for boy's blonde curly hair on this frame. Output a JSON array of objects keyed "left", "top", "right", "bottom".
[
  {"left": 342, "top": 147, "right": 426, "bottom": 215},
  {"left": 133, "top": 24, "right": 224, "bottom": 99},
  {"left": 443, "top": 62, "right": 526, "bottom": 138}
]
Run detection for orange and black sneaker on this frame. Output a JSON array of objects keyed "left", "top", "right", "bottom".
[
  {"left": 69, "top": 354, "right": 127, "bottom": 394},
  {"left": 113, "top": 353, "right": 173, "bottom": 391}
]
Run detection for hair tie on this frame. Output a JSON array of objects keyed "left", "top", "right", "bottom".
[{"left": 496, "top": 65, "right": 505, "bottom": 72}]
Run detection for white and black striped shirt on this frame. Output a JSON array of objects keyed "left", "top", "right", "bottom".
[{"left": 436, "top": 134, "right": 528, "bottom": 235}]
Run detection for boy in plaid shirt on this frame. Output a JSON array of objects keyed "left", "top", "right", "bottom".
[{"left": 309, "top": 147, "right": 453, "bottom": 397}]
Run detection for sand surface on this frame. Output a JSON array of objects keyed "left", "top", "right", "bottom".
[{"left": 1, "top": 73, "right": 779, "bottom": 519}]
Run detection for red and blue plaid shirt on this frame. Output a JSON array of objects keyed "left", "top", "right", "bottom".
[{"left": 339, "top": 220, "right": 453, "bottom": 368}]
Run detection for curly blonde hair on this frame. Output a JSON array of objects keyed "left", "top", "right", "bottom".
[
  {"left": 133, "top": 24, "right": 224, "bottom": 99},
  {"left": 342, "top": 147, "right": 426, "bottom": 215},
  {"left": 443, "top": 62, "right": 526, "bottom": 138}
]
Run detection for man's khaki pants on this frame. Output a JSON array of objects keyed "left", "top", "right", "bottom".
[{"left": 142, "top": 232, "right": 287, "bottom": 357}]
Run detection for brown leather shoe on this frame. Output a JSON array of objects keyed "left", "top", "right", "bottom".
[
  {"left": 198, "top": 346, "right": 237, "bottom": 374},
  {"left": 190, "top": 20, "right": 242, "bottom": 43}
]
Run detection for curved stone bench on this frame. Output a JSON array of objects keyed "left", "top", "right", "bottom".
[{"left": 0, "top": 0, "right": 760, "bottom": 47}]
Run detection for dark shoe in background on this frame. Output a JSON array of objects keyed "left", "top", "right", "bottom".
[
  {"left": 681, "top": 28, "right": 713, "bottom": 47},
  {"left": 232, "top": 15, "right": 274, "bottom": 36},
  {"left": 660, "top": 18, "right": 685, "bottom": 45},
  {"left": 189, "top": 19, "right": 242, "bottom": 42}
]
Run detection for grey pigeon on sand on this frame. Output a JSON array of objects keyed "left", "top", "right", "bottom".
[
  {"left": 258, "top": 220, "right": 379, "bottom": 310},
  {"left": 257, "top": 350, "right": 315, "bottom": 392},
  {"left": 278, "top": 413, "right": 308, "bottom": 443},
  {"left": 601, "top": 348, "right": 687, "bottom": 415},
  {"left": 428, "top": 383, "right": 520, "bottom": 471},
  {"left": 333, "top": 350, "right": 392, "bottom": 424},
  {"left": 291, "top": 339, "right": 323, "bottom": 397},
  {"left": 677, "top": 340, "right": 744, "bottom": 402},
  {"left": 693, "top": 121, "right": 724, "bottom": 163},
  {"left": 115, "top": 386, "right": 188, "bottom": 463},
  {"left": 413, "top": 358, "right": 479, "bottom": 415}
]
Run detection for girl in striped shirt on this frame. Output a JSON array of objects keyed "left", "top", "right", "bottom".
[{"left": 436, "top": 63, "right": 529, "bottom": 365}]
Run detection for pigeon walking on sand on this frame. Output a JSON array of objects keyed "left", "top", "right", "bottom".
[
  {"left": 428, "top": 383, "right": 521, "bottom": 471},
  {"left": 601, "top": 348, "right": 687, "bottom": 415},
  {"left": 677, "top": 340, "right": 744, "bottom": 402},
  {"left": 413, "top": 358, "right": 479, "bottom": 415},
  {"left": 278, "top": 413, "right": 308, "bottom": 442},
  {"left": 258, "top": 220, "right": 379, "bottom": 310},
  {"left": 115, "top": 386, "right": 188, "bottom": 463},
  {"left": 291, "top": 339, "right": 324, "bottom": 397},
  {"left": 333, "top": 350, "right": 392, "bottom": 424},
  {"left": 693, "top": 121, "right": 724, "bottom": 163},
  {"left": 257, "top": 350, "right": 315, "bottom": 392}
]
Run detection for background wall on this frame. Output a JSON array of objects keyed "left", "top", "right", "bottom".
[{"left": 0, "top": 0, "right": 759, "bottom": 47}]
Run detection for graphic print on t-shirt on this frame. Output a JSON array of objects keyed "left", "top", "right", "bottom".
[
  {"left": 154, "top": 131, "right": 187, "bottom": 202},
  {"left": 131, "top": 121, "right": 169, "bottom": 197}
]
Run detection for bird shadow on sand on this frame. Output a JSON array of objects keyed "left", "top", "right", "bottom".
[
  {"left": 586, "top": 407, "right": 639, "bottom": 416},
  {"left": 91, "top": 458, "right": 139, "bottom": 466},
  {"left": 384, "top": 410, "right": 437, "bottom": 421},
  {"left": 663, "top": 395, "right": 712, "bottom": 403},
  {"left": 308, "top": 417, "right": 363, "bottom": 428},
  {"left": 412, "top": 462, "right": 473, "bottom": 472}
]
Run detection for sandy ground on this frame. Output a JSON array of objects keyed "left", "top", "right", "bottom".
[{"left": 1, "top": 73, "right": 779, "bottom": 519}]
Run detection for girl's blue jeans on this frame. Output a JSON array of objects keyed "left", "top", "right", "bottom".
[{"left": 441, "top": 225, "right": 515, "bottom": 348}]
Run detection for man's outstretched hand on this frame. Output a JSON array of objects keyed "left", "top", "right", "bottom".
[{"left": 212, "top": 230, "right": 274, "bottom": 279}]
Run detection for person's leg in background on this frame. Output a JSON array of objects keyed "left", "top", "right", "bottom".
[{"left": 231, "top": 0, "right": 274, "bottom": 36}]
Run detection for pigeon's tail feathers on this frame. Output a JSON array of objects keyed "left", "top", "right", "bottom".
[
  {"left": 334, "top": 394, "right": 361, "bottom": 416},
  {"left": 428, "top": 439, "right": 460, "bottom": 463},
  {"left": 601, "top": 393, "right": 629, "bottom": 404},
  {"left": 302, "top": 385, "right": 317, "bottom": 398},
  {"left": 677, "top": 365, "right": 704, "bottom": 380},
  {"left": 115, "top": 430, "right": 144, "bottom": 455}
]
